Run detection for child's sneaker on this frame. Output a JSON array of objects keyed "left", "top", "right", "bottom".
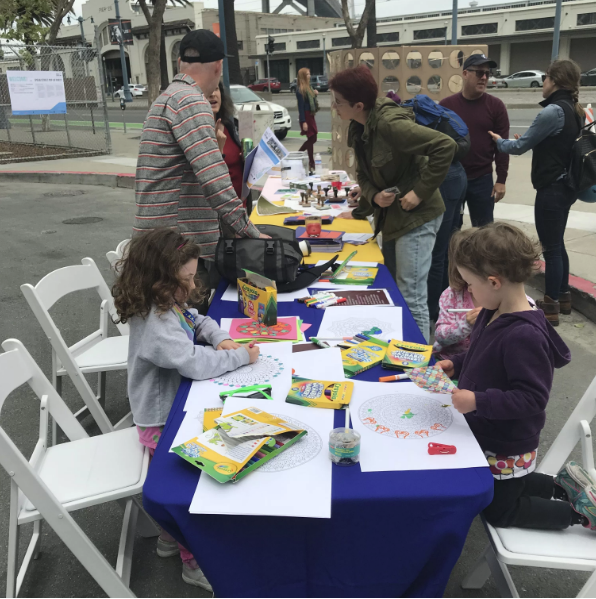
[
  {"left": 572, "top": 486, "right": 596, "bottom": 530},
  {"left": 555, "top": 461, "right": 595, "bottom": 502},
  {"left": 156, "top": 536, "right": 180, "bottom": 558},
  {"left": 182, "top": 562, "right": 213, "bottom": 591}
]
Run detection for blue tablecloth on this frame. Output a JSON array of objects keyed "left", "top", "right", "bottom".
[{"left": 143, "top": 265, "right": 493, "bottom": 597}]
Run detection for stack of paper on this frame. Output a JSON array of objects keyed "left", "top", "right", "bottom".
[{"left": 225, "top": 316, "right": 310, "bottom": 343}]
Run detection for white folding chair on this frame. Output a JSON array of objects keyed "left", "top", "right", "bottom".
[
  {"left": 106, "top": 239, "right": 130, "bottom": 271},
  {"left": 0, "top": 339, "right": 159, "bottom": 598},
  {"left": 462, "top": 375, "right": 596, "bottom": 598},
  {"left": 21, "top": 257, "right": 131, "bottom": 436}
]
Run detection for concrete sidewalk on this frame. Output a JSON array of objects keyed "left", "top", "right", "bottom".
[{"left": 2, "top": 129, "right": 596, "bottom": 320}]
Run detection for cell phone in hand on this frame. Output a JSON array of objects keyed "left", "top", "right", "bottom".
[{"left": 384, "top": 186, "right": 400, "bottom": 195}]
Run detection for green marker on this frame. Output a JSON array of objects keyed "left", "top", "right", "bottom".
[{"left": 219, "top": 384, "right": 273, "bottom": 401}]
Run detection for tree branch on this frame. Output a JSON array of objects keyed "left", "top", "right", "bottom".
[
  {"left": 138, "top": 0, "right": 154, "bottom": 24},
  {"left": 340, "top": 0, "right": 357, "bottom": 41}
]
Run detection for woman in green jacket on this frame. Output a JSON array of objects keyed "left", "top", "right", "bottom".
[{"left": 329, "top": 66, "right": 456, "bottom": 341}]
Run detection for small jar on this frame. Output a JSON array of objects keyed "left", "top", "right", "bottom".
[{"left": 329, "top": 427, "right": 361, "bottom": 466}]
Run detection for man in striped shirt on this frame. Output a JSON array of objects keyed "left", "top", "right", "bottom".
[{"left": 134, "top": 29, "right": 267, "bottom": 299}]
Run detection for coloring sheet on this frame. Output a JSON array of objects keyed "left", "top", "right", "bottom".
[
  {"left": 189, "top": 398, "right": 333, "bottom": 518},
  {"left": 170, "top": 409, "right": 204, "bottom": 452},
  {"left": 317, "top": 305, "right": 403, "bottom": 343},
  {"left": 349, "top": 381, "right": 488, "bottom": 472},
  {"left": 290, "top": 347, "right": 345, "bottom": 383},
  {"left": 228, "top": 317, "right": 299, "bottom": 341},
  {"left": 183, "top": 342, "right": 293, "bottom": 411}
]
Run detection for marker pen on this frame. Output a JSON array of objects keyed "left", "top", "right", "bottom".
[{"left": 379, "top": 374, "right": 411, "bottom": 382}]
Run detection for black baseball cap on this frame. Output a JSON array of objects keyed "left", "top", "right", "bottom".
[
  {"left": 463, "top": 53, "right": 497, "bottom": 71},
  {"left": 179, "top": 29, "right": 230, "bottom": 63}
]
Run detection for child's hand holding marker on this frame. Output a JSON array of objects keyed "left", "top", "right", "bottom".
[
  {"left": 246, "top": 342, "right": 260, "bottom": 363},
  {"left": 451, "top": 389, "right": 476, "bottom": 414},
  {"left": 465, "top": 307, "right": 482, "bottom": 326}
]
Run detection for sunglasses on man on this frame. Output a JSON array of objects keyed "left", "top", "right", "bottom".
[{"left": 467, "top": 69, "right": 491, "bottom": 79}]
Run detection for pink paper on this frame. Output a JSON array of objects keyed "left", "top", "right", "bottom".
[
  {"left": 408, "top": 365, "right": 457, "bottom": 395},
  {"left": 229, "top": 317, "right": 299, "bottom": 341},
  {"left": 301, "top": 322, "right": 312, "bottom": 332}
]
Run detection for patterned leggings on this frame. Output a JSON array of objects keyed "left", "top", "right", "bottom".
[{"left": 137, "top": 426, "right": 194, "bottom": 564}]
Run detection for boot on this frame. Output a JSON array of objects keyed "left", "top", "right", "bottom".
[
  {"left": 536, "top": 295, "right": 560, "bottom": 326},
  {"left": 559, "top": 291, "right": 572, "bottom": 315}
]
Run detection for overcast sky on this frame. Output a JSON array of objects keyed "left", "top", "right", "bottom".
[{"left": 70, "top": 0, "right": 507, "bottom": 22}]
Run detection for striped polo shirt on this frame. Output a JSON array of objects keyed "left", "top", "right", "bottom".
[{"left": 133, "top": 73, "right": 259, "bottom": 260}]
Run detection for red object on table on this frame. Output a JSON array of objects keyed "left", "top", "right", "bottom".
[
  {"left": 428, "top": 443, "right": 457, "bottom": 455},
  {"left": 305, "top": 222, "right": 322, "bottom": 237}
]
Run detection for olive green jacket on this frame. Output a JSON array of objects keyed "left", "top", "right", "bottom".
[{"left": 349, "top": 98, "right": 457, "bottom": 242}]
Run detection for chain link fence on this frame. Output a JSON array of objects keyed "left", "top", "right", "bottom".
[{"left": 0, "top": 43, "right": 112, "bottom": 163}]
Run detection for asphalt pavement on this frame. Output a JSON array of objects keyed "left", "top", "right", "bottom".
[{"left": 0, "top": 181, "right": 595, "bottom": 597}]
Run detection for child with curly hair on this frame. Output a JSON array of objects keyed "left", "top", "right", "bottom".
[
  {"left": 112, "top": 227, "right": 259, "bottom": 589},
  {"left": 438, "top": 223, "right": 596, "bottom": 532}
]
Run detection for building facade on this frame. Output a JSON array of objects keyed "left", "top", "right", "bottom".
[
  {"left": 254, "top": 0, "right": 596, "bottom": 78},
  {"left": 55, "top": 0, "right": 343, "bottom": 89}
]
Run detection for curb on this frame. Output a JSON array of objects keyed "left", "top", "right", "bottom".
[
  {"left": 0, "top": 170, "right": 135, "bottom": 189},
  {"left": 530, "top": 261, "right": 596, "bottom": 323},
  {"left": 3, "top": 168, "right": 596, "bottom": 323}
]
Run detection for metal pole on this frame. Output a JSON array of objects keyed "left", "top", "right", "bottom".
[
  {"left": 64, "top": 113, "right": 73, "bottom": 147},
  {"left": 28, "top": 116, "right": 36, "bottom": 144},
  {"left": 113, "top": 0, "right": 133, "bottom": 102},
  {"left": 266, "top": 50, "right": 271, "bottom": 93},
  {"left": 78, "top": 17, "right": 86, "bottom": 44},
  {"left": 552, "top": 0, "right": 562, "bottom": 60},
  {"left": 95, "top": 25, "right": 113, "bottom": 154},
  {"left": 323, "top": 36, "right": 326, "bottom": 77},
  {"left": 218, "top": 0, "right": 231, "bottom": 92},
  {"left": 451, "top": 0, "right": 458, "bottom": 45}
]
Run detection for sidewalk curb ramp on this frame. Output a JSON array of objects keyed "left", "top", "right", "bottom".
[{"left": 3, "top": 169, "right": 596, "bottom": 324}]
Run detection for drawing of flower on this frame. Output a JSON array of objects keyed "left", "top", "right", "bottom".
[
  {"left": 515, "top": 451, "right": 537, "bottom": 469},
  {"left": 487, "top": 455, "right": 515, "bottom": 476}
]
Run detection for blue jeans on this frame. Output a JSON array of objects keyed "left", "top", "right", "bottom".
[
  {"left": 427, "top": 163, "right": 468, "bottom": 322},
  {"left": 383, "top": 215, "right": 442, "bottom": 342},
  {"left": 465, "top": 173, "right": 494, "bottom": 227},
  {"left": 534, "top": 182, "right": 577, "bottom": 300}
]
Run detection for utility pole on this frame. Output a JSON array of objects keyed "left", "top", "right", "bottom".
[
  {"left": 218, "top": 0, "right": 231, "bottom": 92},
  {"left": 322, "top": 35, "right": 326, "bottom": 77},
  {"left": 113, "top": 0, "right": 132, "bottom": 102},
  {"left": 551, "top": 0, "right": 562, "bottom": 60},
  {"left": 451, "top": 0, "right": 458, "bottom": 45}
]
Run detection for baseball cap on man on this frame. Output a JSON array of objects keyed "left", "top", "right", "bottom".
[
  {"left": 463, "top": 54, "right": 497, "bottom": 71},
  {"left": 179, "top": 29, "right": 230, "bottom": 63}
]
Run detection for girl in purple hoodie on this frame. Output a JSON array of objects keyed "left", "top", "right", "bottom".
[{"left": 437, "top": 223, "right": 596, "bottom": 531}]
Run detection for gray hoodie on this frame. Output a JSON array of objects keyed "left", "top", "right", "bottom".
[{"left": 128, "top": 306, "right": 250, "bottom": 427}]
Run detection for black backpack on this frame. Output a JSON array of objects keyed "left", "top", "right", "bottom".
[
  {"left": 214, "top": 224, "right": 337, "bottom": 292},
  {"left": 566, "top": 121, "right": 596, "bottom": 193}
]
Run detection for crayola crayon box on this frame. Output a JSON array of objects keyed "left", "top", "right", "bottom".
[
  {"left": 382, "top": 340, "right": 433, "bottom": 371},
  {"left": 237, "top": 269, "right": 277, "bottom": 326},
  {"left": 286, "top": 377, "right": 354, "bottom": 409},
  {"left": 172, "top": 407, "right": 306, "bottom": 483},
  {"left": 341, "top": 338, "right": 389, "bottom": 378}
]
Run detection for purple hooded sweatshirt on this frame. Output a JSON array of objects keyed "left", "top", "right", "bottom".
[{"left": 451, "top": 308, "right": 571, "bottom": 455}]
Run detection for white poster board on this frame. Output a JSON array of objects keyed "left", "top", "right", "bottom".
[
  {"left": 318, "top": 305, "right": 403, "bottom": 343},
  {"left": 189, "top": 398, "right": 334, "bottom": 518},
  {"left": 7, "top": 71, "right": 66, "bottom": 115},
  {"left": 349, "top": 381, "right": 488, "bottom": 472}
]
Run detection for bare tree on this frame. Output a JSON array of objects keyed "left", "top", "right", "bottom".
[
  {"left": 137, "top": 0, "right": 190, "bottom": 104},
  {"left": 46, "top": 0, "right": 76, "bottom": 44},
  {"left": 340, "top": 0, "right": 375, "bottom": 49}
]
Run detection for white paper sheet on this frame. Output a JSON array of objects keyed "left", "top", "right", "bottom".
[
  {"left": 349, "top": 381, "right": 488, "bottom": 472},
  {"left": 189, "top": 398, "right": 334, "bottom": 518},
  {"left": 290, "top": 347, "right": 345, "bottom": 381},
  {"left": 170, "top": 409, "right": 205, "bottom": 452},
  {"left": 220, "top": 282, "right": 375, "bottom": 302},
  {"left": 317, "top": 306, "right": 403, "bottom": 343},
  {"left": 183, "top": 342, "right": 293, "bottom": 411},
  {"left": 315, "top": 260, "right": 378, "bottom": 268}
]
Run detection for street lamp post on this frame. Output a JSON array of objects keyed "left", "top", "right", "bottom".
[
  {"left": 218, "top": 0, "right": 231, "bottom": 92},
  {"left": 113, "top": 0, "right": 132, "bottom": 102},
  {"left": 551, "top": 0, "right": 562, "bottom": 60},
  {"left": 451, "top": 0, "right": 458, "bottom": 45}
]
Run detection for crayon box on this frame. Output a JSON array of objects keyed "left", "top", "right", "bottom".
[
  {"left": 341, "top": 338, "right": 389, "bottom": 378},
  {"left": 237, "top": 269, "right": 277, "bottom": 326},
  {"left": 286, "top": 377, "right": 354, "bottom": 409},
  {"left": 382, "top": 340, "right": 433, "bottom": 371}
]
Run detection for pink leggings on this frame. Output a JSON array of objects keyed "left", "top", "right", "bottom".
[{"left": 139, "top": 426, "right": 194, "bottom": 564}]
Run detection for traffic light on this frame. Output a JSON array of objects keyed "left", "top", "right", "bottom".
[{"left": 266, "top": 36, "right": 275, "bottom": 54}]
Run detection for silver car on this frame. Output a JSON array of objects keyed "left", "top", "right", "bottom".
[{"left": 500, "top": 70, "right": 545, "bottom": 88}]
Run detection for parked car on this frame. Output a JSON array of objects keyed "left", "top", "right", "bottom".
[
  {"left": 229, "top": 84, "right": 292, "bottom": 140},
  {"left": 581, "top": 68, "right": 596, "bottom": 86},
  {"left": 114, "top": 84, "right": 145, "bottom": 98},
  {"left": 289, "top": 76, "right": 328, "bottom": 93},
  {"left": 487, "top": 74, "right": 506, "bottom": 88},
  {"left": 248, "top": 78, "right": 281, "bottom": 93},
  {"left": 499, "top": 70, "right": 545, "bottom": 88},
  {"left": 310, "top": 75, "right": 328, "bottom": 92}
]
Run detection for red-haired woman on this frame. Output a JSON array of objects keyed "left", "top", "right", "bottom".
[
  {"left": 296, "top": 67, "right": 319, "bottom": 172},
  {"left": 329, "top": 65, "right": 457, "bottom": 341}
]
